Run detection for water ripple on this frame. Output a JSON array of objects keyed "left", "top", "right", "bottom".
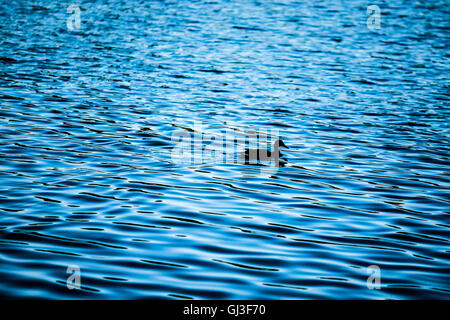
[{"left": 0, "top": 0, "right": 449, "bottom": 299}]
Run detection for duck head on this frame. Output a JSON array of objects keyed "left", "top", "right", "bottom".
[{"left": 274, "top": 138, "right": 288, "bottom": 149}]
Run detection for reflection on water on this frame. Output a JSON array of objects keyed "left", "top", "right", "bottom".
[{"left": 0, "top": 0, "right": 449, "bottom": 299}]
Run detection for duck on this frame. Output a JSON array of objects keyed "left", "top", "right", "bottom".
[{"left": 241, "top": 138, "right": 289, "bottom": 165}]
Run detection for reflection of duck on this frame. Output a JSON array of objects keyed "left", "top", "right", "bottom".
[{"left": 241, "top": 138, "right": 289, "bottom": 165}]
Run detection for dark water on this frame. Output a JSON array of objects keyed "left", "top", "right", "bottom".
[{"left": 0, "top": 0, "right": 449, "bottom": 299}]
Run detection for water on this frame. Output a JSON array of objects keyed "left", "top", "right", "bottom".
[{"left": 0, "top": 0, "right": 449, "bottom": 299}]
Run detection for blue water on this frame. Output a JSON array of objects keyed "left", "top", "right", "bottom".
[{"left": 0, "top": 0, "right": 449, "bottom": 299}]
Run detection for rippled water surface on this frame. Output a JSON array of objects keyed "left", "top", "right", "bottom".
[{"left": 0, "top": 0, "right": 449, "bottom": 299}]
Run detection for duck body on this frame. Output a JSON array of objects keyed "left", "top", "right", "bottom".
[{"left": 240, "top": 138, "right": 288, "bottom": 165}]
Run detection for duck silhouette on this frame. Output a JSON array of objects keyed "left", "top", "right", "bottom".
[{"left": 241, "top": 138, "right": 288, "bottom": 166}]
